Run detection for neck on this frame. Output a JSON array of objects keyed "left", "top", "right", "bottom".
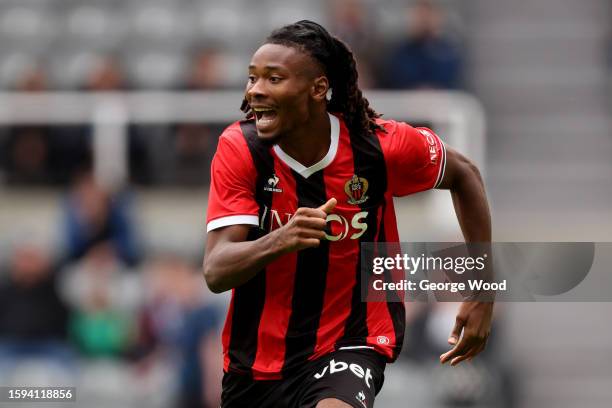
[{"left": 277, "top": 109, "right": 331, "bottom": 167}]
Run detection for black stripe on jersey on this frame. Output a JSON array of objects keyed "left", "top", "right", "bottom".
[
  {"left": 227, "top": 120, "right": 274, "bottom": 375},
  {"left": 377, "top": 202, "right": 405, "bottom": 358},
  {"left": 282, "top": 170, "right": 329, "bottom": 373},
  {"left": 339, "top": 129, "right": 388, "bottom": 346}
]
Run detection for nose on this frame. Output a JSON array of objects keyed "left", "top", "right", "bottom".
[{"left": 246, "top": 78, "right": 266, "bottom": 100}]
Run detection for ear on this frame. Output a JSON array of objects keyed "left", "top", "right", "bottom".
[{"left": 311, "top": 75, "right": 329, "bottom": 102}]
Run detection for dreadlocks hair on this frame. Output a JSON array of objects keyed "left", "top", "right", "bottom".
[{"left": 240, "top": 20, "right": 385, "bottom": 138}]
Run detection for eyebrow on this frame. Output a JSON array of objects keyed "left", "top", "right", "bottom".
[{"left": 248, "top": 64, "right": 286, "bottom": 71}]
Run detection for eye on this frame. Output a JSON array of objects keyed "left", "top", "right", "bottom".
[
  {"left": 269, "top": 76, "right": 282, "bottom": 84},
  {"left": 248, "top": 75, "right": 256, "bottom": 84}
]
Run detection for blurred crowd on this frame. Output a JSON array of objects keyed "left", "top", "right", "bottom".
[
  {"left": 0, "top": 0, "right": 463, "bottom": 91},
  {"left": 0, "top": 168, "right": 225, "bottom": 407},
  {"left": 0, "top": 0, "right": 464, "bottom": 188}
]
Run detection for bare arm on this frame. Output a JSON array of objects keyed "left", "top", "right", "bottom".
[
  {"left": 203, "top": 198, "right": 336, "bottom": 293},
  {"left": 436, "top": 146, "right": 494, "bottom": 366},
  {"left": 436, "top": 146, "right": 491, "bottom": 242}
]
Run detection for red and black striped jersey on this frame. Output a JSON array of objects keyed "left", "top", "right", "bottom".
[{"left": 206, "top": 113, "right": 446, "bottom": 380}]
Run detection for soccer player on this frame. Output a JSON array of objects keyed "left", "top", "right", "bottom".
[{"left": 204, "top": 20, "right": 492, "bottom": 408}]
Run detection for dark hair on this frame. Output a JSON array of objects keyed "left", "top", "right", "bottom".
[{"left": 241, "top": 20, "right": 384, "bottom": 138}]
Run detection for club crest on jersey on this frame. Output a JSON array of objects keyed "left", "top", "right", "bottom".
[
  {"left": 264, "top": 174, "right": 282, "bottom": 193},
  {"left": 345, "top": 175, "right": 369, "bottom": 205}
]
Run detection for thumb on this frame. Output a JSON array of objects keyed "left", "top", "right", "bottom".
[
  {"left": 318, "top": 198, "right": 337, "bottom": 214},
  {"left": 448, "top": 317, "right": 465, "bottom": 345}
]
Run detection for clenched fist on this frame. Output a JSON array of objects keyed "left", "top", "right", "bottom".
[{"left": 275, "top": 198, "right": 337, "bottom": 254}]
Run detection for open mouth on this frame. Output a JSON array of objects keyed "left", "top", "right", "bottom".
[{"left": 253, "top": 107, "right": 278, "bottom": 129}]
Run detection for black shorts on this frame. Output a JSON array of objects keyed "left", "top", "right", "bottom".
[{"left": 221, "top": 349, "right": 386, "bottom": 408}]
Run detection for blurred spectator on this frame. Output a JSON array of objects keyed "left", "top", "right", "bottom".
[
  {"left": 0, "top": 64, "right": 92, "bottom": 186},
  {"left": 0, "top": 241, "right": 74, "bottom": 376},
  {"left": 385, "top": 0, "right": 463, "bottom": 89},
  {"left": 184, "top": 46, "right": 225, "bottom": 90},
  {"left": 85, "top": 55, "right": 126, "bottom": 91},
  {"left": 328, "top": 0, "right": 381, "bottom": 88},
  {"left": 62, "top": 171, "right": 140, "bottom": 266},
  {"left": 60, "top": 242, "right": 140, "bottom": 358},
  {"left": 137, "top": 255, "right": 221, "bottom": 408},
  {"left": 0, "top": 66, "right": 54, "bottom": 185},
  {"left": 13, "top": 65, "right": 47, "bottom": 92},
  {"left": 1, "top": 125, "right": 51, "bottom": 185}
]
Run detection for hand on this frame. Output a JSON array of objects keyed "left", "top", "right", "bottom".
[
  {"left": 440, "top": 301, "right": 493, "bottom": 366},
  {"left": 275, "top": 198, "right": 337, "bottom": 254}
]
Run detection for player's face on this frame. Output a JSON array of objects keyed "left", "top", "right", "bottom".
[{"left": 246, "top": 43, "right": 322, "bottom": 143}]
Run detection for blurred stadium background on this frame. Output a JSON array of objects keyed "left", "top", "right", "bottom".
[{"left": 0, "top": 0, "right": 611, "bottom": 407}]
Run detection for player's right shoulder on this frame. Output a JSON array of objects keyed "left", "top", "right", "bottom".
[
  {"left": 213, "top": 121, "right": 258, "bottom": 180},
  {"left": 216, "top": 121, "right": 253, "bottom": 153},
  {"left": 219, "top": 121, "right": 247, "bottom": 143}
]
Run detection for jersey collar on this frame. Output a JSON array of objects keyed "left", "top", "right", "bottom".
[{"left": 273, "top": 112, "right": 339, "bottom": 179}]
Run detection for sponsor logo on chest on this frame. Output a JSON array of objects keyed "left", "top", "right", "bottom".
[{"left": 259, "top": 205, "right": 369, "bottom": 241}]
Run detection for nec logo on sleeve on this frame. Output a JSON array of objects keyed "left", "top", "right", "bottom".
[{"left": 418, "top": 128, "right": 438, "bottom": 164}]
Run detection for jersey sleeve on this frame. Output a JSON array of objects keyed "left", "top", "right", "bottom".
[
  {"left": 383, "top": 121, "right": 446, "bottom": 197},
  {"left": 206, "top": 128, "right": 259, "bottom": 232}
]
